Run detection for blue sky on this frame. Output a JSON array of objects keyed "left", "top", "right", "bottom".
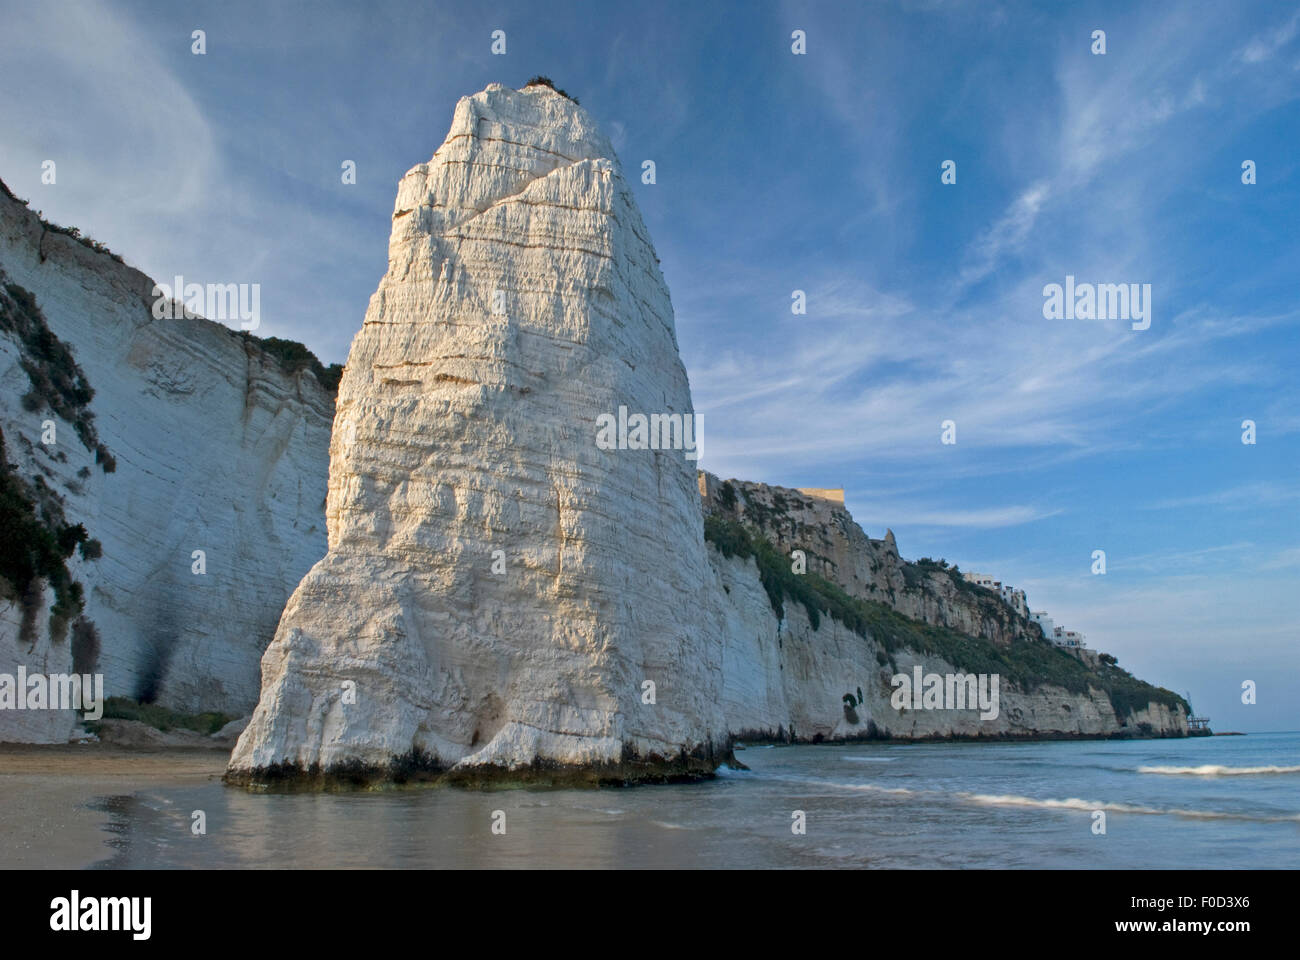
[{"left": 2, "top": 0, "right": 1297, "bottom": 730}]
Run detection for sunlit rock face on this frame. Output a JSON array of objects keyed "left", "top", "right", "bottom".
[{"left": 229, "top": 84, "right": 729, "bottom": 784}]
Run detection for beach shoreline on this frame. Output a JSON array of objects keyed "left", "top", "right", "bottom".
[{"left": 0, "top": 743, "right": 229, "bottom": 868}]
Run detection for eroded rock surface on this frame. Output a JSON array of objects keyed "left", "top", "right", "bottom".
[
  {"left": 228, "top": 84, "right": 729, "bottom": 784},
  {"left": 0, "top": 190, "right": 334, "bottom": 743}
]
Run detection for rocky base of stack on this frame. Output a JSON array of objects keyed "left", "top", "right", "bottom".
[{"left": 223, "top": 740, "right": 736, "bottom": 790}]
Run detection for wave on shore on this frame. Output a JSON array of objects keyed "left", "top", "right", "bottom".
[
  {"left": 959, "top": 791, "right": 1300, "bottom": 823},
  {"left": 1137, "top": 764, "right": 1300, "bottom": 776}
]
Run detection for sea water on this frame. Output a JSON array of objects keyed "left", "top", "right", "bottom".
[{"left": 92, "top": 732, "right": 1300, "bottom": 869}]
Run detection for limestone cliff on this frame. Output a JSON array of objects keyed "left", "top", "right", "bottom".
[
  {"left": 227, "top": 83, "right": 729, "bottom": 784},
  {"left": 701, "top": 476, "right": 1190, "bottom": 742},
  {"left": 0, "top": 183, "right": 335, "bottom": 742},
  {"left": 711, "top": 550, "right": 1187, "bottom": 742},
  {"left": 699, "top": 472, "right": 1034, "bottom": 646}
]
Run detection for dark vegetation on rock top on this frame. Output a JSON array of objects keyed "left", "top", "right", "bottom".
[
  {"left": 523, "top": 75, "right": 580, "bottom": 105},
  {"left": 239, "top": 333, "right": 344, "bottom": 393},
  {"left": 0, "top": 176, "right": 124, "bottom": 263}
]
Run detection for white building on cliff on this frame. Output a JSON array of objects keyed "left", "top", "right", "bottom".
[
  {"left": 963, "top": 572, "right": 1095, "bottom": 658},
  {"left": 1030, "top": 611, "right": 1089, "bottom": 651},
  {"left": 963, "top": 571, "right": 1027, "bottom": 616}
]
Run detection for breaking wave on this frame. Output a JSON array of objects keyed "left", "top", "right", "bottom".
[
  {"left": 960, "top": 792, "right": 1300, "bottom": 823},
  {"left": 1138, "top": 764, "right": 1300, "bottom": 776},
  {"left": 772, "top": 775, "right": 918, "bottom": 796},
  {"left": 766, "top": 771, "right": 1300, "bottom": 824}
]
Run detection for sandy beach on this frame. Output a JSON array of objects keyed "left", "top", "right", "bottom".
[{"left": 0, "top": 743, "right": 228, "bottom": 869}]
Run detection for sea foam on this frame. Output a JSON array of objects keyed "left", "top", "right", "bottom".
[
  {"left": 959, "top": 792, "right": 1300, "bottom": 823},
  {"left": 1137, "top": 764, "right": 1300, "bottom": 776}
]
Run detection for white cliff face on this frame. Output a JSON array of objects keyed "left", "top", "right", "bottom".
[
  {"left": 701, "top": 476, "right": 1190, "bottom": 741},
  {"left": 710, "top": 550, "right": 1187, "bottom": 741},
  {"left": 229, "top": 84, "right": 728, "bottom": 783},
  {"left": 0, "top": 192, "right": 334, "bottom": 742}
]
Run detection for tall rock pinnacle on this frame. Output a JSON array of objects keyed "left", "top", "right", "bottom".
[{"left": 227, "top": 83, "right": 729, "bottom": 784}]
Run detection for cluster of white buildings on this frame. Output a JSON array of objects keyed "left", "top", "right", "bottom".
[
  {"left": 962, "top": 572, "right": 1027, "bottom": 617},
  {"left": 1028, "top": 612, "right": 1088, "bottom": 651},
  {"left": 962, "top": 572, "right": 1090, "bottom": 653}
]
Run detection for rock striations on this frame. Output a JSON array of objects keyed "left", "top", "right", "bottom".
[
  {"left": 227, "top": 84, "right": 730, "bottom": 785},
  {"left": 0, "top": 186, "right": 334, "bottom": 743}
]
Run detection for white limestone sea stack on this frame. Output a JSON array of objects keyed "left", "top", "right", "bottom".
[{"left": 227, "top": 83, "right": 730, "bottom": 785}]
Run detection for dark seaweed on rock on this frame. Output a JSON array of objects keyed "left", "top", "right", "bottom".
[{"left": 223, "top": 740, "right": 733, "bottom": 791}]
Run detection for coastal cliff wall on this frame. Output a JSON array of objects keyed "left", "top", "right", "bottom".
[
  {"left": 701, "top": 474, "right": 1189, "bottom": 741},
  {"left": 0, "top": 184, "right": 335, "bottom": 742},
  {"left": 711, "top": 550, "right": 1186, "bottom": 741}
]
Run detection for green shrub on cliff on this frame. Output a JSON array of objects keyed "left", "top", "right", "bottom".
[
  {"left": 240, "top": 333, "right": 343, "bottom": 393},
  {"left": 716, "top": 480, "right": 737, "bottom": 511},
  {"left": 705, "top": 513, "right": 825, "bottom": 628},
  {"left": 0, "top": 280, "right": 108, "bottom": 465},
  {"left": 38, "top": 220, "right": 123, "bottom": 261},
  {"left": 0, "top": 428, "right": 94, "bottom": 644},
  {"left": 1, "top": 175, "right": 123, "bottom": 262}
]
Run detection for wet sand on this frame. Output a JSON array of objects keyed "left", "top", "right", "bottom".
[{"left": 0, "top": 743, "right": 228, "bottom": 868}]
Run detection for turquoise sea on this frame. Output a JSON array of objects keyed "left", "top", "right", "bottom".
[{"left": 94, "top": 732, "right": 1300, "bottom": 869}]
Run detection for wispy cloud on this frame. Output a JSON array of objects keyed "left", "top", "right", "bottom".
[
  {"left": 1110, "top": 541, "right": 1256, "bottom": 573},
  {"left": 1238, "top": 9, "right": 1300, "bottom": 63},
  {"left": 844, "top": 500, "right": 1061, "bottom": 529},
  {"left": 1259, "top": 546, "right": 1300, "bottom": 570},
  {"left": 959, "top": 181, "right": 1049, "bottom": 285},
  {"left": 1148, "top": 483, "right": 1299, "bottom": 511},
  {"left": 0, "top": 0, "right": 217, "bottom": 230}
]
